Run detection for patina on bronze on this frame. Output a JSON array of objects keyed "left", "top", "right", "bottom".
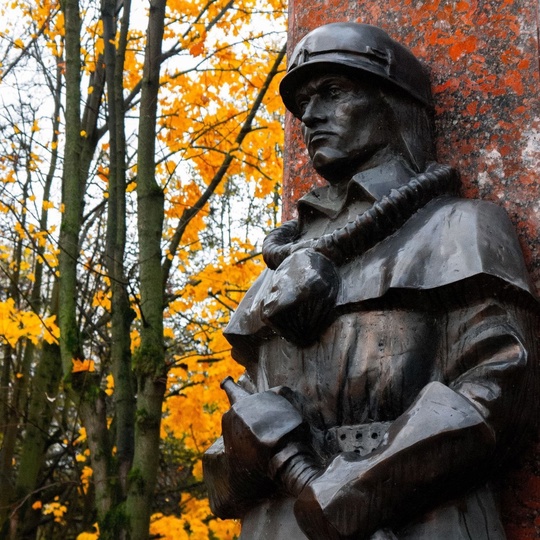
[{"left": 203, "top": 23, "right": 539, "bottom": 540}]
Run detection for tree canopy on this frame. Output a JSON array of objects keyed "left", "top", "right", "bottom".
[{"left": 0, "top": 0, "right": 286, "bottom": 538}]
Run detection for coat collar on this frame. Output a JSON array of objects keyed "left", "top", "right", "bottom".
[{"left": 297, "top": 159, "right": 415, "bottom": 220}]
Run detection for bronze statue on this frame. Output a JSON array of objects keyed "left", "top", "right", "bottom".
[{"left": 203, "top": 23, "right": 539, "bottom": 539}]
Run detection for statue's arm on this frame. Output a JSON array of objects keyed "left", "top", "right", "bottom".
[
  {"left": 203, "top": 435, "right": 275, "bottom": 519},
  {"left": 202, "top": 372, "right": 275, "bottom": 519},
  {"left": 294, "top": 296, "right": 538, "bottom": 540},
  {"left": 203, "top": 378, "right": 316, "bottom": 519}
]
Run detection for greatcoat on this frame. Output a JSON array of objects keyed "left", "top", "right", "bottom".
[{"left": 204, "top": 160, "right": 539, "bottom": 540}]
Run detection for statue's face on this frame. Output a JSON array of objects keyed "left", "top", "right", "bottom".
[{"left": 295, "top": 73, "right": 396, "bottom": 184}]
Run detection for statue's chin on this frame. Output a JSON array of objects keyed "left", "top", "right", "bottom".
[
  {"left": 311, "top": 147, "right": 343, "bottom": 169},
  {"left": 311, "top": 148, "right": 352, "bottom": 184},
  {"left": 311, "top": 145, "right": 395, "bottom": 184}
]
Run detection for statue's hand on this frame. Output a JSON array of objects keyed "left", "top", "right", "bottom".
[
  {"left": 221, "top": 387, "right": 308, "bottom": 476},
  {"left": 260, "top": 248, "right": 340, "bottom": 347},
  {"left": 294, "top": 456, "right": 372, "bottom": 540}
]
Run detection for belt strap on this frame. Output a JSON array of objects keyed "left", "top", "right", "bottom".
[{"left": 326, "top": 421, "right": 392, "bottom": 457}]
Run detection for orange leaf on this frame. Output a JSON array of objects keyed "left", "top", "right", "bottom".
[
  {"left": 189, "top": 41, "right": 204, "bottom": 56},
  {"left": 72, "top": 359, "right": 96, "bottom": 373}
]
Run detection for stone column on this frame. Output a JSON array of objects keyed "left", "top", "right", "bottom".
[{"left": 282, "top": 2, "right": 540, "bottom": 538}]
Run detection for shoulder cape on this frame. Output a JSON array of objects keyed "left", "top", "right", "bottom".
[{"left": 225, "top": 196, "right": 535, "bottom": 345}]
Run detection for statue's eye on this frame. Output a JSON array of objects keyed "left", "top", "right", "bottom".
[
  {"left": 296, "top": 97, "right": 310, "bottom": 115},
  {"left": 328, "top": 86, "right": 343, "bottom": 98}
]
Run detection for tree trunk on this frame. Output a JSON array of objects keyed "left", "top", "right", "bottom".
[
  {"left": 58, "top": 0, "right": 83, "bottom": 374},
  {"left": 127, "top": 1, "right": 167, "bottom": 538},
  {"left": 102, "top": 0, "right": 135, "bottom": 502}
]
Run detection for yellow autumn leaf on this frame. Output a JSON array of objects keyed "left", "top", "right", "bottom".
[
  {"left": 105, "top": 373, "right": 114, "bottom": 396},
  {"left": 80, "top": 466, "right": 93, "bottom": 494},
  {"left": 72, "top": 359, "right": 96, "bottom": 373}
]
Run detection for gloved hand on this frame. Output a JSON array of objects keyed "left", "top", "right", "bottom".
[{"left": 221, "top": 378, "right": 320, "bottom": 494}]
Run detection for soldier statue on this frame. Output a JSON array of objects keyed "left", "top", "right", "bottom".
[{"left": 203, "top": 23, "right": 539, "bottom": 540}]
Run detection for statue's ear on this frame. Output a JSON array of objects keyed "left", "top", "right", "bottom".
[{"left": 381, "top": 90, "right": 435, "bottom": 173}]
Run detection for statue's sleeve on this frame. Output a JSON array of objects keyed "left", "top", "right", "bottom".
[
  {"left": 202, "top": 373, "right": 276, "bottom": 519},
  {"left": 294, "top": 290, "right": 539, "bottom": 540},
  {"left": 202, "top": 436, "right": 275, "bottom": 519}
]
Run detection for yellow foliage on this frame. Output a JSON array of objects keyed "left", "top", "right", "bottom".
[
  {"left": 92, "top": 289, "right": 111, "bottom": 311},
  {"left": 105, "top": 373, "right": 114, "bottom": 396},
  {"left": 0, "top": 0, "right": 285, "bottom": 537},
  {"left": 76, "top": 523, "right": 99, "bottom": 540},
  {"left": 43, "top": 314, "right": 60, "bottom": 344},
  {"left": 163, "top": 243, "right": 264, "bottom": 455},
  {"left": 0, "top": 299, "right": 60, "bottom": 347},
  {"left": 130, "top": 328, "right": 141, "bottom": 353},
  {"left": 80, "top": 466, "right": 93, "bottom": 494},
  {"left": 150, "top": 494, "right": 240, "bottom": 539},
  {"left": 77, "top": 533, "right": 99, "bottom": 540},
  {"left": 77, "top": 427, "right": 87, "bottom": 443},
  {"left": 72, "top": 359, "right": 96, "bottom": 373},
  {"left": 164, "top": 327, "right": 175, "bottom": 340},
  {"left": 43, "top": 251, "right": 59, "bottom": 268},
  {"left": 189, "top": 40, "right": 205, "bottom": 57},
  {"left": 43, "top": 500, "right": 68, "bottom": 524}
]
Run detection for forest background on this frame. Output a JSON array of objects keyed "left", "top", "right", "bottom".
[{"left": 0, "top": 0, "right": 286, "bottom": 538}]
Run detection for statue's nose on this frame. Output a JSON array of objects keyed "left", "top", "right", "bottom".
[{"left": 301, "top": 96, "right": 327, "bottom": 128}]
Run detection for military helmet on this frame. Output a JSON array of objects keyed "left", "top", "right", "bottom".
[{"left": 279, "top": 23, "right": 432, "bottom": 117}]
